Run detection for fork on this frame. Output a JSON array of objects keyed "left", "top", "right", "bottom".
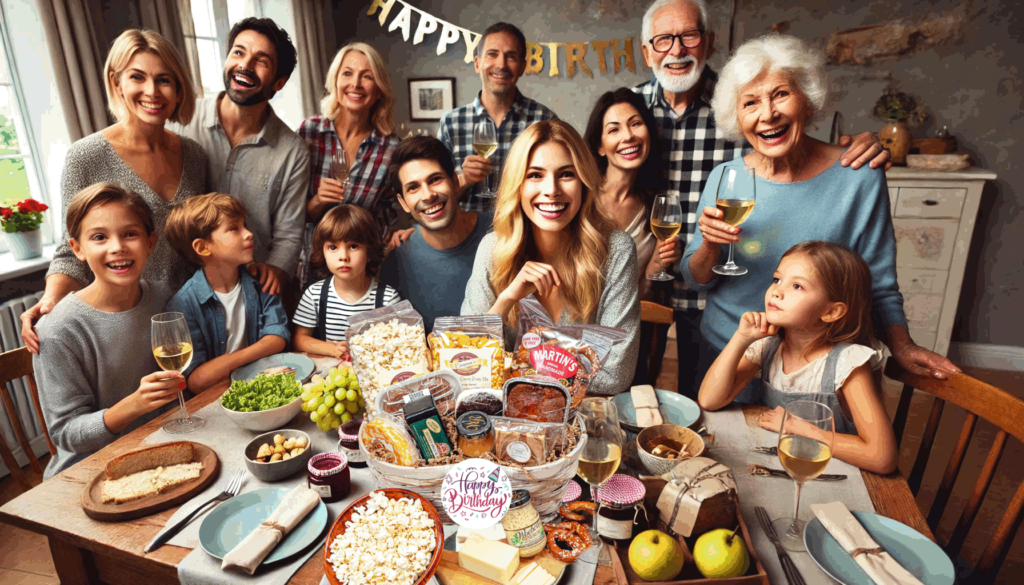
[
  {"left": 144, "top": 469, "right": 246, "bottom": 553},
  {"left": 755, "top": 506, "right": 806, "bottom": 585}
]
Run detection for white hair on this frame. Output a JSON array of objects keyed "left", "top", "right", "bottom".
[
  {"left": 642, "top": 0, "right": 712, "bottom": 45},
  {"left": 711, "top": 34, "right": 830, "bottom": 142}
]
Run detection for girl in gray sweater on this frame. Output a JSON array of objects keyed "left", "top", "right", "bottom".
[{"left": 35, "top": 184, "right": 185, "bottom": 478}]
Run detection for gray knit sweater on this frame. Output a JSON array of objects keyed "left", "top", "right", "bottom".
[
  {"left": 34, "top": 283, "right": 164, "bottom": 479},
  {"left": 461, "top": 230, "right": 641, "bottom": 395}
]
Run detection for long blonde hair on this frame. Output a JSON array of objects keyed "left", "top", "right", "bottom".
[
  {"left": 104, "top": 29, "right": 196, "bottom": 125},
  {"left": 491, "top": 120, "right": 614, "bottom": 325},
  {"left": 321, "top": 43, "right": 396, "bottom": 136}
]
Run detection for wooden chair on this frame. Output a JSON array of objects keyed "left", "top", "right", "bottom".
[
  {"left": 886, "top": 360, "right": 1024, "bottom": 583},
  {"left": 640, "top": 301, "right": 674, "bottom": 384},
  {"left": 0, "top": 347, "right": 56, "bottom": 491}
]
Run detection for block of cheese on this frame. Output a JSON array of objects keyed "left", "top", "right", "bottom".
[
  {"left": 458, "top": 533, "right": 520, "bottom": 584},
  {"left": 456, "top": 522, "right": 507, "bottom": 550},
  {"left": 631, "top": 385, "right": 663, "bottom": 427},
  {"left": 509, "top": 562, "right": 537, "bottom": 585},
  {"left": 520, "top": 564, "right": 554, "bottom": 585}
]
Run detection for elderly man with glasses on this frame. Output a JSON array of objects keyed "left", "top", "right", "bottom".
[{"left": 632, "top": 0, "right": 892, "bottom": 399}]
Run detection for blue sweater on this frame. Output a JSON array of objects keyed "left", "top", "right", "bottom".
[{"left": 681, "top": 156, "right": 906, "bottom": 351}]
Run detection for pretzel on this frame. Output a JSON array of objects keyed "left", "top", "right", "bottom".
[
  {"left": 558, "top": 501, "right": 597, "bottom": 522},
  {"left": 546, "top": 527, "right": 587, "bottom": 562}
]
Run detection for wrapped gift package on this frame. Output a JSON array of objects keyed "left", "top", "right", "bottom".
[{"left": 655, "top": 456, "right": 737, "bottom": 538}]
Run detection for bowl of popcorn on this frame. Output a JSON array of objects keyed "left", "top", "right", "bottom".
[
  {"left": 323, "top": 489, "right": 443, "bottom": 585},
  {"left": 243, "top": 430, "right": 312, "bottom": 482}
]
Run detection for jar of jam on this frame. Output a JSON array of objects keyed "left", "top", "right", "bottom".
[
  {"left": 561, "top": 480, "right": 582, "bottom": 504},
  {"left": 502, "top": 489, "right": 546, "bottom": 558},
  {"left": 307, "top": 452, "right": 351, "bottom": 503},
  {"left": 338, "top": 418, "right": 367, "bottom": 468},
  {"left": 594, "top": 474, "right": 647, "bottom": 543},
  {"left": 456, "top": 411, "right": 495, "bottom": 458}
]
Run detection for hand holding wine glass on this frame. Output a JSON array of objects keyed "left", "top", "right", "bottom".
[
  {"left": 577, "top": 398, "right": 626, "bottom": 552},
  {"left": 330, "top": 147, "right": 351, "bottom": 189},
  {"left": 152, "top": 312, "right": 205, "bottom": 434},
  {"left": 712, "top": 166, "right": 756, "bottom": 276},
  {"left": 649, "top": 194, "right": 683, "bottom": 281},
  {"left": 472, "top": 118, "right": 498, "bottom": 198},
  {"left": 773, "top": 400, "right": 834, "bottom": 551}
]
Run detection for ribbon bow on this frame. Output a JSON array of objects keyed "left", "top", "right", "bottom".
[{"left": 665, "top": 460, "right": 735, "bottom": 529}]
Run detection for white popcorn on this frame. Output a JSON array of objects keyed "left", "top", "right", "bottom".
[
  {"left": 349, "top": 319, "right": 430, "bottom": 415},
  {"left": 327, "top": 491, "right": 438, "bottom": 585}
]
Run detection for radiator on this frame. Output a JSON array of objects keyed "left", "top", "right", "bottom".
[{"left": 0, "top": 292, "right": 48, "bottom": 478}]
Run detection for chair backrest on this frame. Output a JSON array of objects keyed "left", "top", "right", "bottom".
[
  {"left": 640, "top": 301, "right": 673, "bottom": 324},
  {"left": 886, "top": 360, "right": 1024, "bottom": 583}
]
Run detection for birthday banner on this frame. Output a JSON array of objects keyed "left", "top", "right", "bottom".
[{"left": 366, "top": 0, "right": 646, "bottom": 78}]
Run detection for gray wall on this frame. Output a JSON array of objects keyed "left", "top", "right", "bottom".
[{"left": 333, "top": 0, "right": 1023, "bottom": 348}]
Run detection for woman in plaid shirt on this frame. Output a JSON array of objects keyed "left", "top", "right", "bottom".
[{"left": 297, "top": 42, "right": 399, "bottom": 290}]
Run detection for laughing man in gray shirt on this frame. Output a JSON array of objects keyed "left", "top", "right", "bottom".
[{"left": 169, "top": 17, "right": 309, "bottom": 295}]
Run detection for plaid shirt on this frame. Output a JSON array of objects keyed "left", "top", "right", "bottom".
[
  {"left": 633, "top": 69, "right": 749, "bottom": 311},
  {"left": 437, "top": 90, "right": 557, "bottom": 213}
]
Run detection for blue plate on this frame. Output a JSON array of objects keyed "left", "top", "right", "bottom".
[
  {"left": 231, "top": 353, "right": 315, "bottom": 384},
  {"left": 199, "top": 487, "right": 328, "bottom": 564},
  {"left": 611, "top": 390, "right": 701, "bottom": 432},
  {"left": 804, "top": 511, "right": 954, "bottom": 585}
]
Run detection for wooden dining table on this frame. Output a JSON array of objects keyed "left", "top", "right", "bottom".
[{"left": 0, "top": 380, "right": 933, "bottom": 585}]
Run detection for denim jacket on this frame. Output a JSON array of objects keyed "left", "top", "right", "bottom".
[{"left": 167, "top": 267, "right": 291, "bottom": 378}]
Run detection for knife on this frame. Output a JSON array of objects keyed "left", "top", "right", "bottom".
[{"left": 748, "top": 464, "right": 847, "bottom": 482}]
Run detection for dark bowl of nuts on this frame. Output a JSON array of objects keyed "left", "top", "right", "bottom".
[{"left": 244, "top": 430, "right": 313, "bottom": 481}]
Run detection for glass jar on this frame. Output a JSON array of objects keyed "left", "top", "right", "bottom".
[
  {"left": 561, "top": 479, "right": 582, "bottom": 504},
  {"left": 307, "top": 452, "right": 351, "bottom": 503},
  {"left": 501, "top": 489, "right": 546, "bottom": 558},
  {"left": 594, "top": 474, "right": 647, "bottom": 543},
  {"left": 456, "top": 411, "right": 495, "bottom": 458},
  {"left": 338, "top": 418, "right": 367, "bottom": 468}
]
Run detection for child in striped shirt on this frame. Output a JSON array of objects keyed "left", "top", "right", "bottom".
[{"left": 293, "top": 205, "right": 400, "bottom": 358}]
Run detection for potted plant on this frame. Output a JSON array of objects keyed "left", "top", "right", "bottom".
[
  {"left": 873, "top": 90, "right": 927, "bottom": 165},
  {"left": 1, "top": 198, "right": 48, "bottom": 260}
]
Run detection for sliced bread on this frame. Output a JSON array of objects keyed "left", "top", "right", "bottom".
[{"left": 105, "top": 442, "right": 195, "bottom": 479}]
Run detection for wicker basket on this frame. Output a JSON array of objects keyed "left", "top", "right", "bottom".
[{"left": 360, "top": 415, "right": 587, "bottom": 524}]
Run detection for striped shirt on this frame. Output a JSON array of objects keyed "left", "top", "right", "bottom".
[
  {"left": 293, "top": 278, "right": 401, "bottom": 342},
  {"left": 437, "top": 90, "right": 557, "bottom": 213},
  {"left": 633, "top": 69, "right": 748, "bottom": 311}
]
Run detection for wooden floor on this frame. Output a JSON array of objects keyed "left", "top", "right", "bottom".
[{"left": 1, "top": 344, "right": 1021, "bottom": 584}]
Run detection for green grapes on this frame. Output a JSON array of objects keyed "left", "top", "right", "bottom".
[{"left": 306, "top": 364, "right": 366, "bottom": 431}]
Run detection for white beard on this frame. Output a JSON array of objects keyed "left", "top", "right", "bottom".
[{"left": 654, "top": 55, "right": 705, "bottom": 94}]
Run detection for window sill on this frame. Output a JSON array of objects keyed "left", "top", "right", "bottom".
[{"left": 0, "top": 244, "right": 55, "bottom": 281}]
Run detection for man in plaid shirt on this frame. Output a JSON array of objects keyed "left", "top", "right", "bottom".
[
  {"left": 437, "top": 22, "right": 556, "bottom": 213},
  {"left": 635, "top": 0, "right": 891, "bottom": 397}
]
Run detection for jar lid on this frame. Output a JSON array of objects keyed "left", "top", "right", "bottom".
[
  {"left": 308, "top": 452, "right": 348, "bottom": 478},
  {"left": 456, "top": 411, "right": 492, "bottom": 438},
  {"left": 561, "top": 480, "right": 582, "bottom": 503},
  {"left": 595, "top": 474, "right": 645, "bottom": 508},
  {"left": 338, "top": 419, "right": 364, "bottom": 442},
  {"left": 509, "top": 489, "right": 531, "bottom": 509}
]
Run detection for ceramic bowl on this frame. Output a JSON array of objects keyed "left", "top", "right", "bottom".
[
  {"left": 220, "top": 390, "right": 304, "bottom": 432},
  {"left": 243, "top": 430, "right": 313, "bottom": 482},
  {"left": 636, "top": 423, "right": 705, "bottom": 476}
]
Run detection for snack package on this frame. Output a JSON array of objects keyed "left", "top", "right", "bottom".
[
  {"left": 512, "top": 297, "right": 628, "bottom": 408},
  {"left": 428, "top": 315, "right": 508, "bottom": 391},
  {"left": 348, "top": 301, "right": 432, "bottom": 416},
  {"left": 360, "top": 414, "right": 421, "bottom": 467},
  {"left": 376, "top": 370, "right": 462, "bottom": 418},
  {"left": 502, "top": 377, "right": 570, "bottom": 424},
  {"left": 455, "top": 389, "right": 504, "bottom": 419},
  {"left": 492, "top": 416, "right": 566, "bottom": 467}
]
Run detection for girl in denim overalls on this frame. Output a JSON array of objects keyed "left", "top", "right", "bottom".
[{"left": 698, "top": 241, "right": 898, "bottom": 475}]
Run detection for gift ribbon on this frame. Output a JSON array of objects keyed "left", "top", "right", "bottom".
[{"left": 665, "top": 461, "right": 735, "bottom": 531}]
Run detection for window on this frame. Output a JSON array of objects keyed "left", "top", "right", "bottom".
[{"left": 186, "top": 0, "right": 250, "bottom": 96}]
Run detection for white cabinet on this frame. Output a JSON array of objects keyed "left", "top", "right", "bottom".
[{"left": 886, "top": 167, "right": 996, "bottom": 356}]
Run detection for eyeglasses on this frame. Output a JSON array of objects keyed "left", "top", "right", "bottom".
[{"left": 649, "top": 31, "right": 704, "bottom": 53}]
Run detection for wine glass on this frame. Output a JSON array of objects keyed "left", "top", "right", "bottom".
[
  {"left": 773, "top": 400, "right": 835, "bottom": 551},
  {"left": 649, "top": 194, "right": 683, "bottom": 281},
  {"left": 330, "top": 147, "right": 351, "bottom": 190},
  {"left": 712, "top": 166, "right": 756, "bottom": 276},
  {"left": 152, "top": 312, "right": 205, "bottom": 434},
  {"left": 472, "top": 118, "right": 498, "bottom": 199},
  {"left": 577, "top": 398, "right": 625, "bottom": 553}
]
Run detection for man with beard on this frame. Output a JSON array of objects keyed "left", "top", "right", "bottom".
[
  {"left": 169, "top": 18, "right": 309, "bottom": 296},
  {"left": 633, "top": 0, "right": 891, "bottom": 398},
  {"left": 378, "top": 137, "right": 491, "bottom": 331},
  {"left": 437, "top": 22, "right": 556, "bottom": 213}
]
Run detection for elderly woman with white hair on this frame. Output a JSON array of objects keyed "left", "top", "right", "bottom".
[{"left": 682, "top": 34, "right": 959, "bottom": 389}]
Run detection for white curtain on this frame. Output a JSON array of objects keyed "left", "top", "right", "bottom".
[{"left": 291, "top": 0, "right": 329, "bottom": 119}]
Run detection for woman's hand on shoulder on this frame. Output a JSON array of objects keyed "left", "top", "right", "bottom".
[
  {"left": 736, "top": 311, "right": 778, "bottom": 345},
  {"left": 838, "top": 132, "right": 892, "bottom": 171},
  {"left": 697, "top": 206, "right": 740, "bottom": 248},
  {"left": 499, "top": 261, "right": 561, "bottom": 304}
]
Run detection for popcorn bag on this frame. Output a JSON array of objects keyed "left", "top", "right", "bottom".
[
  {"left": 348, "top": 301, "right": 432, "bottom": 416},
  {"left": 655, "top": 457, "right": 737, "bottom": 538}
]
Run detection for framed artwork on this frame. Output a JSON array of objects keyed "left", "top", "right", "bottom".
[{"left": 408, "top": 78, "right": 455, "bottom": 121}]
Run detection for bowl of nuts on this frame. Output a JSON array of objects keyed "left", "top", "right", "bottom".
[{"left": 244, "top": 431, "right": 312, "bottom": 482}]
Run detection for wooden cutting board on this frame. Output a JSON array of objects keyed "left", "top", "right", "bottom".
[
  {"left": 435, "top": 548, "right": 567, "bottom": 585},
  {"left": 81, "top": 443, "right": 219, "bottom": 521}
]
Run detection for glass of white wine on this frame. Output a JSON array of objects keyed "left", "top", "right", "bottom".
[
  {"left": 774, "top": 400, "right": 834, "bottom": 551},
  {"left": 712, "top": 166, "right": 756, "bottom": 276},
  {"left": 152, "top": 312, "right": 204, "bottom": 434},
  {"left": 578, "top": 397, "right": 625, "bottom": 553},
  {"left": 472, "top": 118, "right": 498, "bottom": 199},
  {"left": 649, "top": 194, "right": 683, "bottom": 281},
  {"left": 330, "top": 147, "right": 351, "bottom": 192}
]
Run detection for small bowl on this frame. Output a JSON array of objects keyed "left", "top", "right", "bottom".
[
  {"left": 243, "top": 430, "right": 314, "bottom": 482},
  {"left": 220, "top": 391, "right": 304, "bottom": 432},
  {"left": 636, "top": 423, "right": 705, "bottom": 476}
]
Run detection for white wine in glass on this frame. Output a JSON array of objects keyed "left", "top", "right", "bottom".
[
  {"left": 773, "top": 400, "right": 834, "bottom": 551},
  {"left": 152, "top": 312, "right": 205, "bottom": 434},
  {"left": 472, "top": 118, "right": 498, "bottom": 199},
  {"left": 649, "top": 194, "right": 683, "bottom": 281},
  {"left": 712, "top": 166, "right": 756, "bottom": 276},
  {"left": 578, "top": 398, "right": 625, "bottom": 553},
  {"left": 330, "top": 147, "right": 351, "bottom": 187}
]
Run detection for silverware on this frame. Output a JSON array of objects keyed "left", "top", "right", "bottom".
[
  {"left": 748, "top": 464, "right": 847, "bottom": 482},
  {"left": 754, "top": 445, "right": 778, "bottom": 456},
  {"left": 144, "top": 469, "right": 245, "bottom": 553},
  {"left": 695, "top": 425, "right": 709, "bottom": 436},
  {"left": 755, "top": 506, "right": 807, "bottom": 585}
]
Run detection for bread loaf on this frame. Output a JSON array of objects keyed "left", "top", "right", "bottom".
[{"left": 105, "top": 442, "right": 195, "bottom": 479}]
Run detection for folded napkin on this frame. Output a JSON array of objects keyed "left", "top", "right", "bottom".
[
  {"left": 222, "top": 484, "right": 322, "bottom": 575},
  {"left": 811, "top": 502, "right": 924, "bottom": 585}
]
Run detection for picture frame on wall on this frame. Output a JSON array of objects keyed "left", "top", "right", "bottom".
[{"left": 409, "top": 78, "right": 455, "bottom": 121}]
